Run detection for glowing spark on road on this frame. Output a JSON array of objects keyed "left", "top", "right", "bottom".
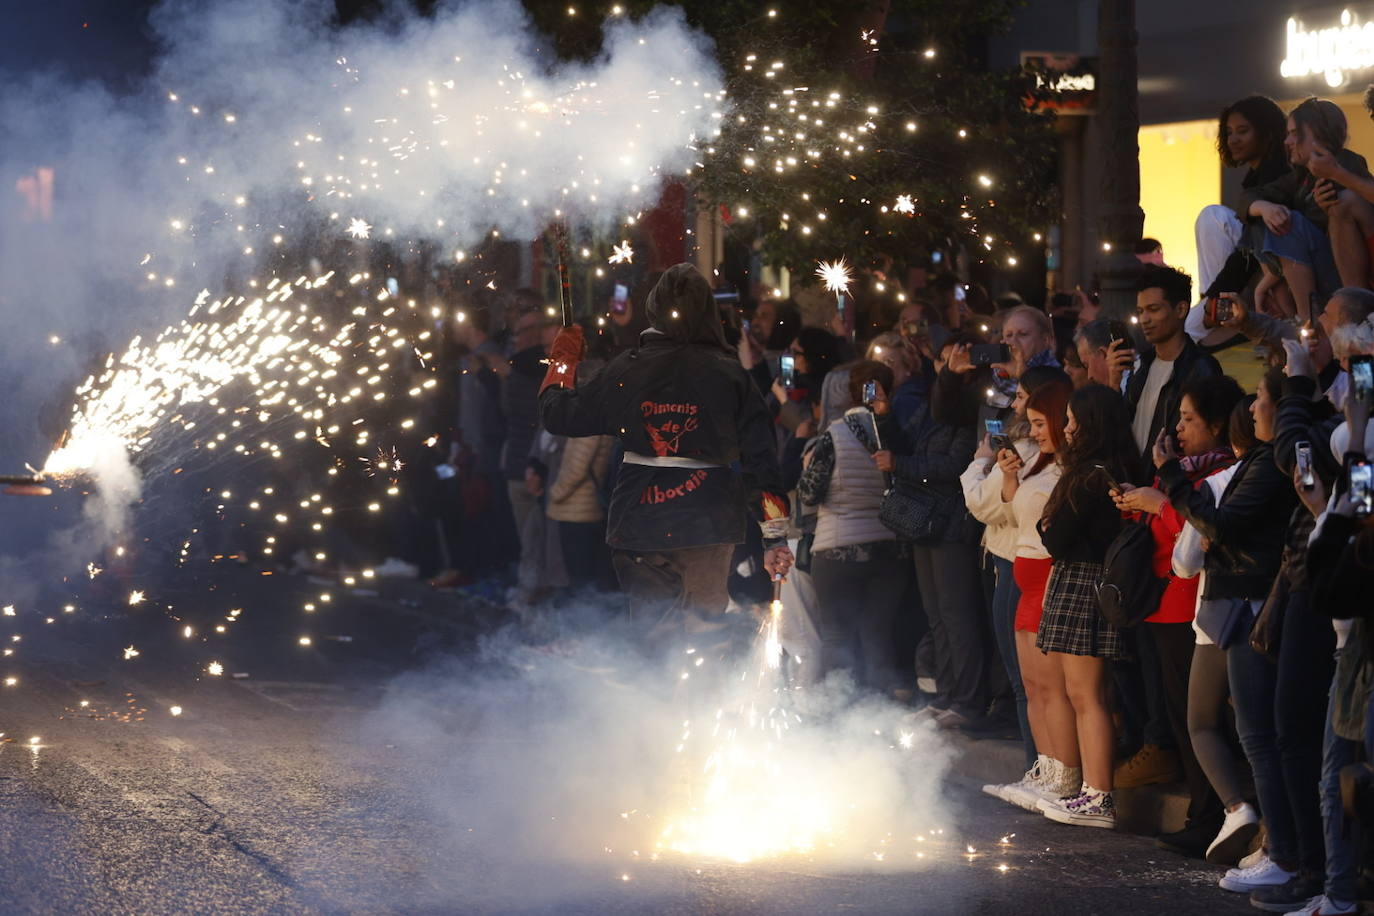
[
  {"left": 123, "top": 645, "right": 140, "bottom": 660},
  {"left": 128, "top": 591, "right": 145, "bottom": 606}
]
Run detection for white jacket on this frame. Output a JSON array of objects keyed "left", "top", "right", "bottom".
[{"left": 960, "top": 438, "right": 1037, "bottom": 562}]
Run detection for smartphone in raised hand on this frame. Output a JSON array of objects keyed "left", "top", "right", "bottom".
[
  {"left": 1349, "top": 459, "right": 1373, "bottom": 518},
  {"left": 780, "top": 354, "right": 796, "bottom": 389},
  {"left": 969, "top": 343, "right": 1011, "bottom": 367},
  {"left": 1295, "top": 441, "right": 1316, "bottom": 491},
  {"left": 1351, "top": 354, "right": 1374, "bottom": 407}
]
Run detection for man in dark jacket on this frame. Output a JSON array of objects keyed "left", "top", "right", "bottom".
[
  {"left": 1126, "top": 264, "right": 1223, "bottom": 469},
  {"left": 540, "top": 263, "right": 793, "bottom": 632}
]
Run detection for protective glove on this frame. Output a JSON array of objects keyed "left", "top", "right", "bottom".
[{"left": 540, "top": 325, "right": 586, "bottom": 395}]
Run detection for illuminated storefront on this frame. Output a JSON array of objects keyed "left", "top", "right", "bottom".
[{"left": 998, "top": 1, "right": 1374, "bottom": 292}]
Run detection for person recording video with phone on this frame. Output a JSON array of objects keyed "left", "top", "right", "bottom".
[
  {"left": 932, "top": 305, "right": 1059, "bottom": 432},
  {"left": 879, "top": 333, "right": 989, "bottom": 729}
]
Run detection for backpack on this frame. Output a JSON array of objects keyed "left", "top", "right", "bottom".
[{"left": 1096, "top": 519, "right": 1168, "bottom": 627}]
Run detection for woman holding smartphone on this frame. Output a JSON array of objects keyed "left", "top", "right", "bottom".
[
  {"left": 985, "top": 378, "right": 1085, "bottom": 812},
  {"left": 1112, "top": 375, "right": 1249, "bottom": 861},
  {"left": 963, "top": 366, "right": 1073, "bottom": 773},
  {"left": 1154, "top": 368, "right": 1304, "bottom": 899},
  {"left": 1033, "top": 385, "right": 1144, "bottom": 828}
]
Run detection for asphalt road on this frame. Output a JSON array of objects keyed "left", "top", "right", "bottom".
[{"left": 0, "top": 566, "right": 1254, "bottom": 915}]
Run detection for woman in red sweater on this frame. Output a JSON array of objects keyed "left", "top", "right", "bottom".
[{"left": 1112, "top": 374, "right": 1247, "bottom": 857}]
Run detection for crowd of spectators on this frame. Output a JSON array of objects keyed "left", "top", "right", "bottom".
[{"left": 342, "top": 90, "right": 1374, "bottom": 915}]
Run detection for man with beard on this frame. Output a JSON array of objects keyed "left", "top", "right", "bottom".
[{"left": 539, "top": 263, "right": 792, "bottom": 634}]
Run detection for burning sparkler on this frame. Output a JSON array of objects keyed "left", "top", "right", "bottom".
[{"left": 609, "top": 240, "right": 634, "bottom": 265}]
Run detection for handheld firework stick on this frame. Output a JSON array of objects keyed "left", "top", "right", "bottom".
[
  {"left": 1, "top": 474, "right": 51, "bottom": 496},
  {"left": 815, "top": 257, "right": 854, "bottom": 341},
  {"left": 553, "top": 220, "right": 574, "bottom": 327}
]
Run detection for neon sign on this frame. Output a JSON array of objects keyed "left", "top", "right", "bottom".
[{"left": 1280, "top": 8, "right": 1374, "bottom": 88}]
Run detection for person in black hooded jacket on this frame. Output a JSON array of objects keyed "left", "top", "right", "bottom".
[{"left": 539, "top": 263, "right": 793, "bottom": 633}]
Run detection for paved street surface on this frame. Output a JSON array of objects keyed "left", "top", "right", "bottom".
[{"left": 0, "top": 566, "right": 1253, "bottom": 915}]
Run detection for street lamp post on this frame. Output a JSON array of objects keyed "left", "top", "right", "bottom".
[{"left": 1096, "top": 0, "right": 1144, "bottom": 322}]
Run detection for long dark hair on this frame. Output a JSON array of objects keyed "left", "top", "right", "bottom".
[
  {"left": 1217, "top": 95, "right": 1287, "bottom": 169},
  {"left": 1044, "top": 384, "right": 1143, "bottom": 521}
]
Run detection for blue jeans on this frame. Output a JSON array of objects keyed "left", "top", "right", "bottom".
[
  {"left": 990, "top": 555, "right": 1033, "bottom": 769},
  {"left": 1321, "top": 656, "right": 1359, "bottom": 904},
  {"left": 1228, "top": 590, "right": 1333, "bottom": 873},
  {"left": 1263, "top": 211, "right": 1341, "bottom": 298}
]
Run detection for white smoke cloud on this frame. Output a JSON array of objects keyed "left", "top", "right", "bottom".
[{"left": 357, "top": 609, "right": 955, "bottom": 908}]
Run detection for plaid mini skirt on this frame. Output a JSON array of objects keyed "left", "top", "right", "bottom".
[{"left": 1036, "top": 560, "right": 1126, "bottom": 660}]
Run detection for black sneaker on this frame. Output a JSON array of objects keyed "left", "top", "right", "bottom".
[
  {"left": 956, "top": 712, "right": 1021, "bottom": 741},
  {"left": 1155, "top": 822, "right": 1216, "bottom": 860},
  {"left": 1248, "top": 875, "right": 1324, "bottom": 912}
]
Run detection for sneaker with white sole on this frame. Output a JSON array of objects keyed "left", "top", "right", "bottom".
[
  {"left": 1234, "top": 846, "right": 1267, "bottom": 871},
  {"left": 1217, "top": 853, "right": 1295, "bottom": 893},
  {"left": 1280, "top": 894, "right": 1357, "bottom": 915},
  {"left": 1206, "top": 801, "right": 1261, "bottom": 865},
  {"left": 983, "top": 756, "right": 1048, "bottom": 807},
  {"left": 1039, "top": 786, "right": 1116, "bottom": 828}
]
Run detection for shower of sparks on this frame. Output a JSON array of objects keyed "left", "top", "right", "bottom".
[
  {"left": 169, "top": 705, "right": 183, "bottom": 716},
  {"left": 123, "top": 645, "right": 140, "bottom": 660},
  {"left": 346, "top": 218, "right": 373, "bottom": 239},
  {"left": 361, "top": 446, "right": 404, "bottom": 477},
  {"left": 207, "top": 661, "right": 224, "bottom": 676},
  {"left": 893, "top": 195, "right": 915, "bottom": 215},
  {"left": 609, "top": 240, "right": 634, "bottom": 264},
  {"left": 128, "top": 591, "right": 146, "bottom": 606},
  {"left": 815, "top": 257, "right": 853, "bottom": 295}
]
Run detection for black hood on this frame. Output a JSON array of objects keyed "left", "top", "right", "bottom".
[{"left": 644, "top": 263, "right": 729, "bottom": 352}]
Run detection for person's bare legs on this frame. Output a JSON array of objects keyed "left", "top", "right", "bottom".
[
  {"left": 1327, "top": 190, "right": 1374, "bottom": 289},
  {"left": 1254, "top": 266, "right": 1295, "bottom": 319},
  {"left": 1280, "top": 257, "right": 1318, "bottom": 324},
  {"left": 1016, "top": 629, "right": 1060, "bottom": 762},
  {"left": 1037, "top": 648, "right": 1081, "bottom": 769},
  {"left": 1060, "top": 652, "right": 1115, "bottom": 790}
]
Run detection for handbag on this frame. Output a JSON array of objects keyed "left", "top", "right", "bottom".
[
  {"left": 879, "top": 478, "right": 950, "bottom": 543},
  {"left": 1196, "top": 596, "right": 1253, "bottom": 649}
]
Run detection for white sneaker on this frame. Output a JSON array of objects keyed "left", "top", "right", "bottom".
[
  {"left": 996, "top": 757, "right": 1052, "bottom": 811},
  {"left": 1282, "top": 894, "right": 1357, "bottom": 915},
  {"left": 1217, "top": 853, "right": 1295, "bottom": 893},
  {"left": 1038, "top": 787, "right": 1116, "bottom": 828},
  {"left": 1205, "top": 802, "right": 1260, "bottom": 864},
  {"left": 1236, "top": 846, "right": 1267, "bottom": 870}
]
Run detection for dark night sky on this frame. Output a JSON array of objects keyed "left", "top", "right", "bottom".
[{"left": 2, "top": 0, "right": 160, "bottom": 87}]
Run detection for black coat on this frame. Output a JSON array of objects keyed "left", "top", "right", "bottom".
[
  {"left": 540, "top": 332, "right": 785, "bottom": 552},
  {"left": 891, "top": 401, "right": 982, "bottom": 544},
  {"left": 1038, "top": 474, "right": 1124, "bottom": 564},
  {"left": 1159, "top": 442, "right": 1295, "bottom": 600},
  {"left": 1124, "top": 337, "right": 1221, "bottom": 467}
]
